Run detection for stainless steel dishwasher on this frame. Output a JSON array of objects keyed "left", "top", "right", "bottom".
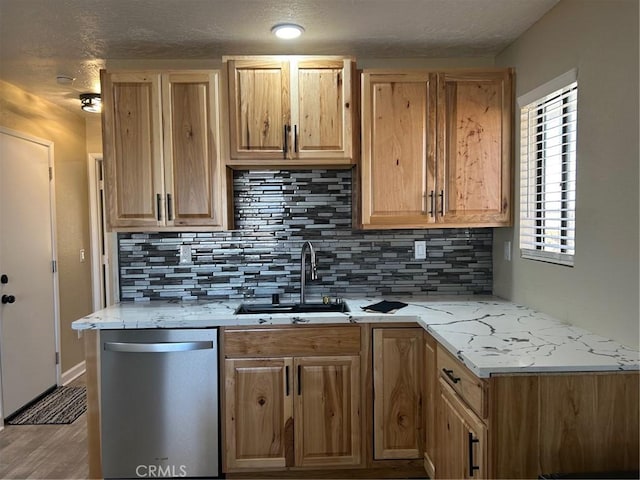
[{"left": 100, "top": 329, "right": 219, "bottom": 479}]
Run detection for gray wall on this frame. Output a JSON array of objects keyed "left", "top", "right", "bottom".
[{"left": 494, "top": 0, "right": 639, "bottom": 348}]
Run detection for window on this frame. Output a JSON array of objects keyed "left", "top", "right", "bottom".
[{"left": 519, "top": 70, "right": 578, "bottom": 266}]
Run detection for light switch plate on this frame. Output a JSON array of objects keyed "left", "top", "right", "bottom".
[
  {"left": 179, "top": 245, "right": 192, "bottom": 264},
  {"left": 414, "top": 240, "right": 427, "bottom": 260}
]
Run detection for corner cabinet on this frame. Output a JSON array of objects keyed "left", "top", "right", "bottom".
[
  {"left": 224, "top": 56, "right": 355, "bottom": 167},
  {"left": 360, "top": 69, "right": 512, "bottom": 229},
  {"left": 101, "top": 70, "right": 227, "bottom": 230},
  {"left": 222, "top": 326, "right": 362, "bottom": 473}
]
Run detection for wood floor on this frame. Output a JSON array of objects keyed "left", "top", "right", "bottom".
[{"left": 0, "top": 376, "right": 89, "bottom": 479}]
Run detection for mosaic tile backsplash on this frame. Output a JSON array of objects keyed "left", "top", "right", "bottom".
[{"left": 118, "top": 170, "right": 493, "bottom": 301}]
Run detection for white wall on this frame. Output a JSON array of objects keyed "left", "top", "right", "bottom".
[{"left": 494, "top": 0, "right": 639, "bottom": 348}]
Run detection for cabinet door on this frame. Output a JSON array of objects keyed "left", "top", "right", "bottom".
[
  {"left": 436, "top": 70, "right": 512, "bottom": 226},
  {"left": 293, "top": 58, "right": 352, "bottom": 160},
  {"left": 437, "top": 379, "right": 487, "bottom": 479},
  {"left": 294, "top": 356, "right": 361, "bottom": 467},
  {"left": 162, "top": 71, "right": 224, "bottom": 227},
  {"left": 361, "top": 72, "right": 437, "bottom": 228},
  {"left": 101, "top": 71, "right": 164, "bottom": 229},
  {"left": 227, "top": 59, "right": 290, "bottom": 159},
  {"left": 224, "top": 358, "right": 293, "bottom": 470},
  {"left": 373, "top": 328, "right": 424, "bottom": 459}
]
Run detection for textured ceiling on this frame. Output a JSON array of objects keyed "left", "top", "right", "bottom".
[{"left": 0, "top": 0, "right": 560, "bottom": 114}]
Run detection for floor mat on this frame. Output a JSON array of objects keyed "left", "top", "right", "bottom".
[{"left": 5, "top": 386, "right": 86, "bottom": 425}]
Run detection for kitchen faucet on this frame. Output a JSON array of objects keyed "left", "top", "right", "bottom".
[{"left": 300, "top": 241, "right": 317, "bottom": 305}]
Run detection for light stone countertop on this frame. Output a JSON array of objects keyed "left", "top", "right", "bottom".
[{"left": 71, "top": 296, "right": 639, "bottom": 378}]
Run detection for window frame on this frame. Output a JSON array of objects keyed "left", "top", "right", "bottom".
[{"left": 518, "top": 70, "right": 578, "bottom": 267}]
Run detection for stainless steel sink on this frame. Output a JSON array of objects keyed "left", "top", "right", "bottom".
[{"left": 235, "top": 301, "right": 349, "bottom": 315}]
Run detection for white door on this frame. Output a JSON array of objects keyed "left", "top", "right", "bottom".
[{"left": 0, "top": 129, "right": 58, "bottom": 418}]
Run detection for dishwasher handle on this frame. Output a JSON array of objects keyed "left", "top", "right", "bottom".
[{"left": 104, "top": 341, "right": 214, "bottom": 353}]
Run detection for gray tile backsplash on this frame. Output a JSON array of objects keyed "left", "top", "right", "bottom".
[{"left": 118, "top": 170, "right": 493, "bottom": 301}]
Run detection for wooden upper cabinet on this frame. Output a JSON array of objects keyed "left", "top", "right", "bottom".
[
  {"left": 436, "top": 70, "right": 512, "bottom": 226},
  {"left": 225, "top": 56, "right": 354, "bottom": 166},
  {"left": 373, "top": 328, "right": 424, "bottom": 460},
  {"left": 361, "top": 72, "right": 437, "bottom": 228},
  {"left": 360, "top": 68, "right": 513, "bottom": 229},
  {"left": 101, "top": 70, "right": 226, "bottom": 231},
  {"left": 102, "top": 71, "right": 164, "bottom": 229},
  {"left": 227, "top": 58, "right": 290, "bottom": 158},
  {"left": 162, "top": 72, "right": 224, "bottom": 227}
]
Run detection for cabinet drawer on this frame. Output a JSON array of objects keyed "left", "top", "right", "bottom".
[
  {"left": 224, "top": 326, "right": 361, "bottom": 357},
  {"left": 437, "top": 346, "right": 487, "bottom": 418}
]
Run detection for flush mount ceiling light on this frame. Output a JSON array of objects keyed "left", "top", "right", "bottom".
[
  {"left": 80, "top": 93, "right": 102, "bottom": 113},
  {"left": 271, "top": 23, "right": 304, "bottom": 39}
]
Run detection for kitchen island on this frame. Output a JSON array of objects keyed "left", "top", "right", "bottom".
[{"left": 73, "top": 296, "right": 639, "bottom": 479}]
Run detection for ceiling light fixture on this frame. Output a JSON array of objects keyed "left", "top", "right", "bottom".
[
  {"left": 271, "top": 23, "right": 304, "bottom": 40},
  {"left": 80, "top": 93, "right": 102, "bottom": 113}
]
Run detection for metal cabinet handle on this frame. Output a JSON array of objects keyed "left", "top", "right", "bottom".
[
  {"left": 468, "top": 432, "right": 480, "bottom": 476},
  {"left": 294, "top": 125, "right": 298, "bottom": 153},
  {"left": 104, "top": 341, "right": 213, "bottom": 353},
  {"left": 283, "top": 125, "right": 289, "bottom": 158},
  {"left": 167, "top": 193, "right": 173, "bottom": 221},
  {"left": 442, "top": 368, "right": 460, "bottom": 384},
  {"left": 297, "top": 364, "right": 302, "bottom": 395},
  {"left": 439, "top": 190, "right": 445, "bottom": 216},
  {"left": 429, "top": 190, "right": 435, "bottom": 217},
  {"left": 156, "top": 193, "right": 162, "bottom": 221},
  {"left": 285, "top": 365, "right": 290, "bottom": 396}
]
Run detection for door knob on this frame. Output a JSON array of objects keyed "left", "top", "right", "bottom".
[{"left": 2, "top": 295, "right": 15, "bottom": 304}]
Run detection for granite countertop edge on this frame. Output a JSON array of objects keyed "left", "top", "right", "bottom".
[{"left": 71, "top": 295, "right": 640, "bottom": 378}]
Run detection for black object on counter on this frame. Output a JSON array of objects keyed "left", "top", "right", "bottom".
[
  {"left": 361, "top": 300, "right": 408, "bottom": 314},
  {"left": 539, "top": 472, "right": 640, "bottom": 479}
]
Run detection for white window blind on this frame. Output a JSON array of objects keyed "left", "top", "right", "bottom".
[{"left": 519, "top": 76, "right": 578, "bottom": 266}]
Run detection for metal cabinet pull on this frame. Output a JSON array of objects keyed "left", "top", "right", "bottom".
[
  {"left": 429, "top": 190, "right": 435, "bottom": 217},
  {"left": 294, "top": 125, "right": 299, "bottom": 153},
  {"left": 297, "top": 365, "right": 302, "bottom": 395},
  {"left": 156, "top": 193, "right": 162, "bottom": 221},
  {"left": 439, "top": 190, "right": 445, "bottom": 216},
  {"left": 285, "top": 365, "right": 290, "bottom": 396},
  {"left": 104, "top": 341, "right": 213, "bottom": 353},
  {"left": 167, "top": 193, "right": 173, "bottom": 221},
  {"left": 468, "top": 432, "right": 480, "bottom": 476},
  {"left": 283, "top": 124, "right": 289, "bottom": 158},
  {"left": 442, "top": 368, "right": 460, "bottom": 384}
]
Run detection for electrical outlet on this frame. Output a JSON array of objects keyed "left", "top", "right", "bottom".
[
  {"left": 414, "top": 240, "right": 427, "bottom": 260},
  {"left": 179, "top": 245, "right": 192, "bottom": 264}
]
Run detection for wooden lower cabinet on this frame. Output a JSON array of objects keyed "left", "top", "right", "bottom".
[
  {"left": 223, "top": 326, "right": 363, "bottom": 473},
  {"left": 224, "top": 358, "right": 292, "bottom": 470},
  {"left": 225, "top": 355, "right": 361, "bottom": 471},
  {"left": 294, "top": 356, "right": 361, "bottom": 467},
  {"left": 432, "top": 344, "right": 640, "bottom": 479},
  {"left": 437, "top": 379, "right": 487, "bottom": 479},
  {"left": 372, "top": 328, "right": 424, "bottom": 460}
]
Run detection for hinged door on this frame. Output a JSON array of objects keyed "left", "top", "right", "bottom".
[
  {"left": 294, "top": 355, "right": 361, "bottom": 467},
  {"left": 224, "top": 357, "right": 293, "bottom": 470},
  {"left": 436, "top": 70, "right": 512, "bottom": 226},
  {"left": 162, "top": 71, "right": 224, "bottom": 227},
  {"left": 292, "top": 58, "right": 353, "bottom": 160},
  {"left": 227, "top": 59, "right": 291, "bottom": 159},
  {"left": 101, "top": 71, "right": 164, "bottom": 228},
  {"left": 361, "top": 72, "right": 437, "bottom": 228}
]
